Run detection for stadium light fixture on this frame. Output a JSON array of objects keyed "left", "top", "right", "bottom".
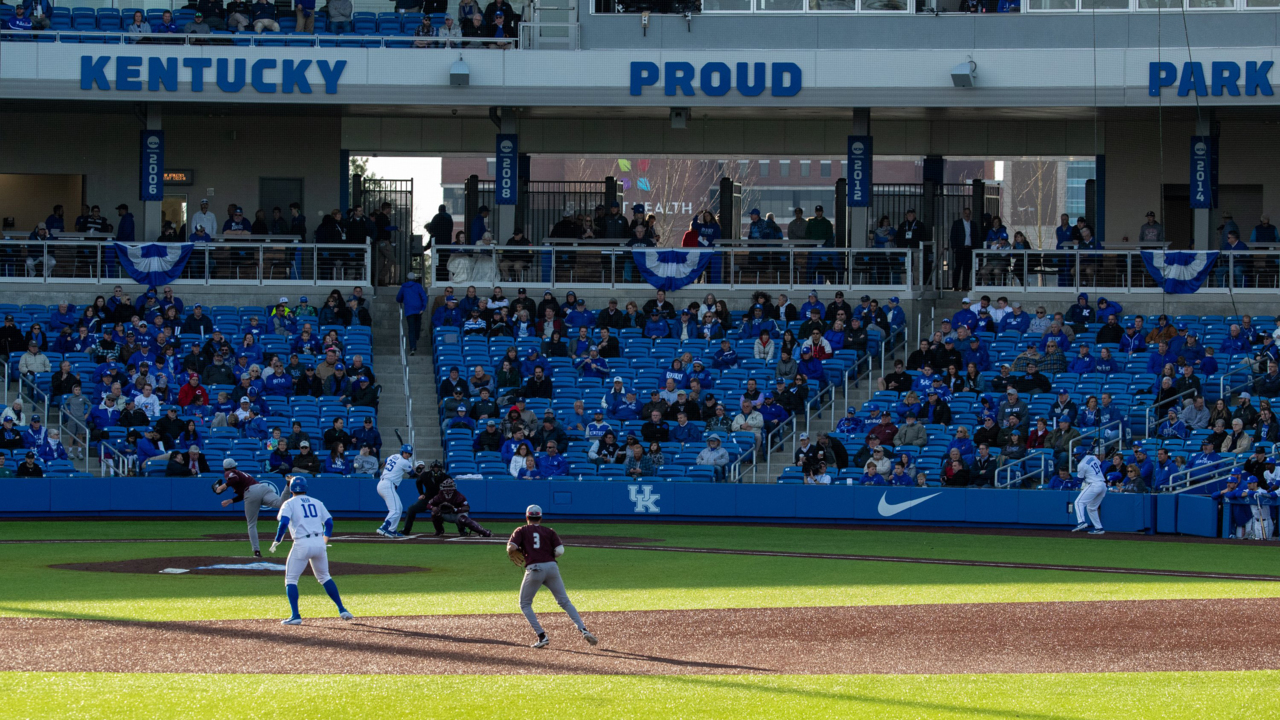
[{"left": 451, "top": 56, "right": 470, "bottom": 87}]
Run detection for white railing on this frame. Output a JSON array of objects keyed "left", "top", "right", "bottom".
[
  {"left": 995, "top": 451, "right": 1051, "bottom": 488},
  {"left": 431, "top": 244, "right": 916, "bottom": 291},
  {"left": 0, "top": 28, "right": 530, "bottom": 47},
  {"left": 1166, "top": 454, "right": 1246, "bottom": 494},
  {"left": 0, "top": 237, "right": 370, "bottom": 285},
  {"left": 972, "top": 249, "right": 1280, "bottom": 294},
  {"left": 517, "top": 20, "right": 578, "bottom": 49}
]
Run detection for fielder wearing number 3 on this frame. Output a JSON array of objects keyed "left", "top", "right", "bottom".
[
  {"left": 1071, "top": 442, "right": 1108, "bottom": 535},
  {"left": 507, "top": 504, "right": 598, "bottom": 649},
  {"left": 271, "top": 476, "right": 354, "bottom": 625}
]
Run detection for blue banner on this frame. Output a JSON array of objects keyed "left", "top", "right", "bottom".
[
  {"left": 495, "top": 134, "right": 517, "bottom": 206},
  {"left": 633, "top": 248, "right": 714, "bottom": 291},
  {"left": 1190, "top": 136, "right": 1213, "bottom": 209},
  {"left": 114, "top": 243, "right": 194, "bottom": 286},
  {"left": 847, "top": 135, "right": 871, "bottom": 207},
  {"left": 140, "top": 130, "right": 164, "bottom": 202},
  {"left": 1141, "top": 251, "right": 1219, "bottom": 293}
]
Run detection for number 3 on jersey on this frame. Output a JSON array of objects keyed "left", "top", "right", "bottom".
[{"left": 532, "top": 532, "right": 541, "bottom": 549}]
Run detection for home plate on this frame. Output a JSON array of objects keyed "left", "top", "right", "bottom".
[{"left": 159, "top": 568, "right": 190, "bottom": 574}]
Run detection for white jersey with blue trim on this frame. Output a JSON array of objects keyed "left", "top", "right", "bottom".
[
  {"left": 380, "top": 454, "right": 415, "bottom": 487},
  {"left": 278, "top": 495, "right": 332, "bottom": 540},
  {"left": 1077, "top": 455, "right": 1106, "bottom": 486}
]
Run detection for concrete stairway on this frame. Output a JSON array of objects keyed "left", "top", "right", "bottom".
[{"left": 369, "top": 297, "right": 441, "bottom": 457}]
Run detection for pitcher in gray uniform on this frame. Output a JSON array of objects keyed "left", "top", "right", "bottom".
[
  {"left": 213, "top": 458, "right": 291, "bottom": 557},
  {"left": 506, "top": 504, "right": 598, "bottom": 649}
]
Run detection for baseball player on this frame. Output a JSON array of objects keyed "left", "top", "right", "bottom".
[
  {"left": 270, "top": 476, "right": 354, "bottom": 625},
  {"left": 1242, "top": 475, "right": 1274, "bottom": 540},
  {"left": 376, "top": 444, "right": 415, "bottom": 538},
  {"left": 400, "top": 459, "right": 446, "bottom": 535},
  {"left": 1071, "top": 442, "right": 1108, "bottom": 535},
  {"left": 213, "top": 457, "right": 291, "bottom": 557},
  {"left": 507, "top": 504, "right": 597, "bottom": 649},
  {"left": 427, "top": 478, "right": 493, "bottom": 537}
]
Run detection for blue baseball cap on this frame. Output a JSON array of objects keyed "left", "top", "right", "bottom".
[
  {"left": 1176, "top": 322, "right": 1188, "bottom": 331},
  {"left": 1058, "top": 415, "right": 1071, "bottom": 424},
  {"left": 846, "top": 406, "right": 857, "bottom": 414},
  {"left": 632, "top": 203, "right": 645, "bottom": 213},
  {"left": 1106, "top": 472, "right": 1123, "bottom": 483},
  {"left": 1125, "top": 321, "right": 1135, "bottom": 329},
  {"left": 889, "top": 296, "right": 899, "bottom": 304},
  {"left": 749, "top": 208, "right": 761, "bottom": 216}
]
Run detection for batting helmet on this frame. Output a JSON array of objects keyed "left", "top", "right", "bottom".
[
  {"left": 526, "top": 504, "right": 542, "bottom": 519},
  {"left": 400, "top": 444, "right": 414, "bottom": 455},
  {"left": 223, "top": 458, "right": 237, "bottom": 469},
  {"left": 289, "top": 476, "right": 308, "bottom": 494}
]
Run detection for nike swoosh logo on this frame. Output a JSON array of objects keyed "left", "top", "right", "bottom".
[{"left": 877, "top": 492, "right": 942, "bottom": 517}]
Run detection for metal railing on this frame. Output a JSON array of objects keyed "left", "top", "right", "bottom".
[
  {"left": 1165, "top": 454, "right": 1247, "bottom": 494},
  {"left": 1068, "top": 417, "right": 1123, "bottom": 458},
  {"left": 0, "top": 28, "right": 528, "bottom": 47},
  {"left": 972, "top": 248, "right": 1280, "bottom": 294},
  {"left": 995, "top": 451, "right": 1051, "bottom": 489},
  {"left": 1143, "top": 388, "right": 1199, "bottom": 438},
  {"left": 431, "top": 244, "right": 916, "bottom": 290},
  {"left": 518, "top": 21, "right": 579, "bottom": 49},
  {"left": 0, "top": 237, "right": 370, "bottom": 285},
  {"left": 1219, "top": 364, "right": 1255, "bottom": 404},
  {"left": 58, "top": 410, "right": 93, "bottom": 474},
  {"left": 398, "top": 311, "right": 415, "bottom": 449}
]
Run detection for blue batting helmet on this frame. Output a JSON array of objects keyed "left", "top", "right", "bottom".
[
  {"left": 289, "top": 476, "right": 308, "bottom": 494},
  {"left": 400, "top": 444, "right": 414, "bottom": 455}
]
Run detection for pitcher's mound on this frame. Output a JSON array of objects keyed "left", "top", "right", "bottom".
[{"left": 51, "top": 556, "right": 427, "bottom": 577}]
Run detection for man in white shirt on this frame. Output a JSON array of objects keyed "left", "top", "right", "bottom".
[
  {"left": 191, "top": 199, "right": 218, "bottom": 240},
  {"left": 135, "top": 384, "right": 162, "bottom": 419}
]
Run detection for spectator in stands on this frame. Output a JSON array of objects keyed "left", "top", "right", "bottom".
[
  {"left": 732, "top": 400, "right": 764, "bottom": 450},
  {"left": 18, "top": 340, "right": 49, "bottom": 380},
  {"left": 248, "top": 0, "right": 280, "bottom": 31},
  {"left": 1223, "top": 416, "right": 1253, "bottom": 454},
  {"left": 184, "top": 11, "right": 212, "bottom": 34},
  {"left": 326, "top": 0, "right": 353, "bottom": 33},
  {"left": 294, "top": 0, "right": 315, "bottom": 32},
  {"left": 1046, "top": 416, "right": 1080, "bottom": 469},
  {"left": 288, "top": 440, "right": 319, "bottom": 474},
  {"left": 1154, "top": 408, "right": 1189, "bottom": 441},
  {"left": 620, "top": 444, "right": 651, "bottom": 478}
]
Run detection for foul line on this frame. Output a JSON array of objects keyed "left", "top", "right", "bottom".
[
  {"left": 573, "top": 544, "right": 1280, "bottom": 583},
  {"left": 5, "top": 536, "right": 1278, "bottom": 582}
]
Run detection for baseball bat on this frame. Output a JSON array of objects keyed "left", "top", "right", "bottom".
[{"left": 395, "top": 429, "right": 405, "bottom": 446}]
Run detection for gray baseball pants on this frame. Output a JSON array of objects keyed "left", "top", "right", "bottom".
[
  {"left": 519, "top": 561, "right": 585, "bottom": 636},
  {"left": 243, "top": 482, "right": 290, "bottom": 552}
]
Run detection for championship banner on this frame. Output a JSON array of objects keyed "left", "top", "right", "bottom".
[{"left": 114, "top": 243, "right": 194, "bottom": 286}]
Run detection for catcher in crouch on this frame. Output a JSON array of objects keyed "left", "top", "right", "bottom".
[{"left": 427, "top": 479, "right": 493, "bottom": 537}]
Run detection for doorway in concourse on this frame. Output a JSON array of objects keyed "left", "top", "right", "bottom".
[{"left": 162, "top": 195, "right": 187, "bottom": 235}]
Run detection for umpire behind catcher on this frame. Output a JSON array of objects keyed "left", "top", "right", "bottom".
[
  {"left": 427, "top": 479, "right": 493, "bottom": 538},
  {"left": 400, "top": 460, "right": 444, "bottom": 535}
]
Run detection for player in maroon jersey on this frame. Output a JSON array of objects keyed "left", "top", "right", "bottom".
[{"left": 506, "top": 504, "right": 599, "bottom": 649}]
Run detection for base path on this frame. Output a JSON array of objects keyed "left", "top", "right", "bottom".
[{"left": 4, "top": 598, "right": 1280, "bottom": 676}]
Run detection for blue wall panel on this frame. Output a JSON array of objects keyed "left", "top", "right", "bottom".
[
  {"left": 547, "top": 480, "right": 614, "bottom": 515},
  {"left": 1176, "top": 494, "right": 1219, "bottom": 537},
  {"left": 456, "top": 479, "right": 487, "bottom": 512},
  {"left": 794, "top": 485, "right": 859, "bottom": 519},
  {"left": 1155, "top": 493, "right": 1178, "bottom": 534},
  {"left": 49, "top": 478, "right": 109, "bottom": 513},
  {"left": 488, "top": 480, "right": 550, "bottom": 514},
  {"left": 854, "top": 486, "right": 914, "bottom": 520},
  {"left": 909, "top": 488, "right": 965, "bottom": 522},
  {"left": 308, "top": 476, "right": 361, "bottom": 513},
  {"left": 111, "top": 478, "right": 171, "bottom": 512},
  {"left": 1018, "top": 490, "right": 1077, "bottom": 526},
  {"left": 965, "top": 488, "right": 1019, "bottom": 524},
  {"left": 8, "top": 478, "right": 51, "bottom": 512},
  {"left": 736, "top": 484, "right": 796, "bottom": 518}
]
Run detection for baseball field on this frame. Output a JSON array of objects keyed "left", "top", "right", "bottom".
[{"left": 2, "top": 518, "right": 1279, "bottom": 719}]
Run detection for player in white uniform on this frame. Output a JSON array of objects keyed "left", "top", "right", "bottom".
[
  {"left": 376, "top": 444, "right": 415, "bottom": 539},
  {"left": 1071, "top": 442, "right": 1109, "bottom": 535},
  {"left": 269, "top": 476, "right": 354, "bottom": 625}
]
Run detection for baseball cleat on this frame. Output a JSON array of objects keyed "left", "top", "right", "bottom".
[
  {"left": 1088, "top": 528, "right": 1106, "bottom": 535},
  {"left": 389, "top": 531, "right": 408, "bottom": 539},
  {"left": 531, "top": 634, "right": 550, "bottom": 649},
  {"left": 582, "top": 630, "right": 599, "bottom": 646},
  {"left": 339, "top": 611, "right": 354, "bottom": 620},
  {"left": 432, "top": 531, "right": 445, "bottom": 537},
  {"left": 375, "top": 528, "right": 392, "bottom": 538},
  {"left": 281, "top": 617, "right": 302, "bottom": 626},
  {"left": 481, "top": 529, "right": 494, "bottom": 538},
  {"left": 254, "top": 550, "right": 262, "bottom": 558},
  {"left": 1071, "top": 522, "right": 1090, "bottom": 532}
]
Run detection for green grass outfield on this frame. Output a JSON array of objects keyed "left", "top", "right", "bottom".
[
  {"left": 1, "top": 520, "right": 1277, "bottom": 621},
  {"left": 3, "top": 670, "right": 1276, "bottom": 719}
]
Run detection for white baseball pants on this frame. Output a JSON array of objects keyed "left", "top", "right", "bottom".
[
  {"left": 284, "top": 539, "right": 331, "bottom": 585},
  {"left": 377, "top": 479, "right": 402, "bottom": 530},
  {"left": 1075, "top": 482, "right": 1107, "bottom": 529}
]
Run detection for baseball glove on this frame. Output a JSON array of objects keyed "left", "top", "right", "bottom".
[
  {"left": 509, "top": 549, "right": 526, "bottom": 568},
  {"left": 439, "top": 502, "right": 456, "bottom": 513}
]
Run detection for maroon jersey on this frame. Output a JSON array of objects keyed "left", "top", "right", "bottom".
[
  {"left": 221, "top": 469, "right": 259, "bottom": 503},
  {"left": 428, "top": 490, "right": 469, "bottom": 511},
  {"left": 508, "top": 524, "right": 561, "bottom": 565}
]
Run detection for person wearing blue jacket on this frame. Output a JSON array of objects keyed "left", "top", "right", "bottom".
[
  {"left": 663, "top": 359, "right": 689, "bottom": 388},
  {"left": 22, "top": 416, "right": 48, "bottom": 449},
  {"left": 536, "top": 444, "right": 569, "bottom": 477},
  {"left": 687, "top": 360, "right": 715, "bottom": 389},
  {"left": 1045, "top": 466, "right": 1081, "bottom": 491},
  {"left": 396, "top": 272, "right": 429, "bottom": 354},
  {"left": 263, "top": 365, "right": 294, "bottom": 398},
  {"left": 643, "top": 311, "right": 670, "bottom": 339},
  {"left": 1220, "top": 325, "right": 1251, "bottom": 355},
  {"left": 997, "top": 302, "right": 1031, "bottom": 334},
  {"left": 1094, "top": 297, "right": 1123, "bottom": 325},
  {"left": 1067, "top": 345, "right": 1097, "bottom": 374},
  {"left": 1146, "top": 342, "right": 1176, "bottom": 375},
  {"left": 961, "top": 337, "right": 991, "bottom": 372},
  {"left": 670, "top": 415, "right": 704, "bottom": 444},
  {"left": 1119, "top": 323, "right": 1147, "bottom": 355},
  {"left": 797, "top": 347, "right": 825, "bottom": 389},
  {"left": 49, "top": 303, "right": 78, "bottom": 332},
  {"left": 951, "top": 298, "right": 978, "bottom": 332},
  {"left": 739, "top": 305, "right": 777, "bottom": 340},
  {"left": 1155, "top": 408, "right": 1189, "bottom": 440},
  {"left": 351, "top": 418, "right": 383, "bottom": 458},
  {"left": 430, "top": 295, "right": 463, "bottom": 334},
  {"left": 690, "top": 211, "right": 722, "bottom": 283},
  {"left": 712, "top": 341, "right": 739, "bottom": 370},
  {"left": 608, "top": 391, "right": 642, "bottom": 421},
  {"left": 1063, "top": 293, "right": 1094, "bottom": 332},
  {"left": 564, "top": 299, "right": 595, "bottom": 329},
  {"left": 470, "top": 206, "right": 490, "bottom": 244},
  {"left": 799, "top": 291, "right": 825, "bottom": 321}
]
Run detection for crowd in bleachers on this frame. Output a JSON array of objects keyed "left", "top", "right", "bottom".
[
  {"left": 831, "top": 292, "right": 1280, "bottom": 493},
  {"left": 0, "top": 284, "right": 385, "bottom": 480},
  {"left": 432, "top": 285, "right": 906, "bottom": 483},
  {"left": 0, "top": 0, "right": 522, "bottom": 46}
]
